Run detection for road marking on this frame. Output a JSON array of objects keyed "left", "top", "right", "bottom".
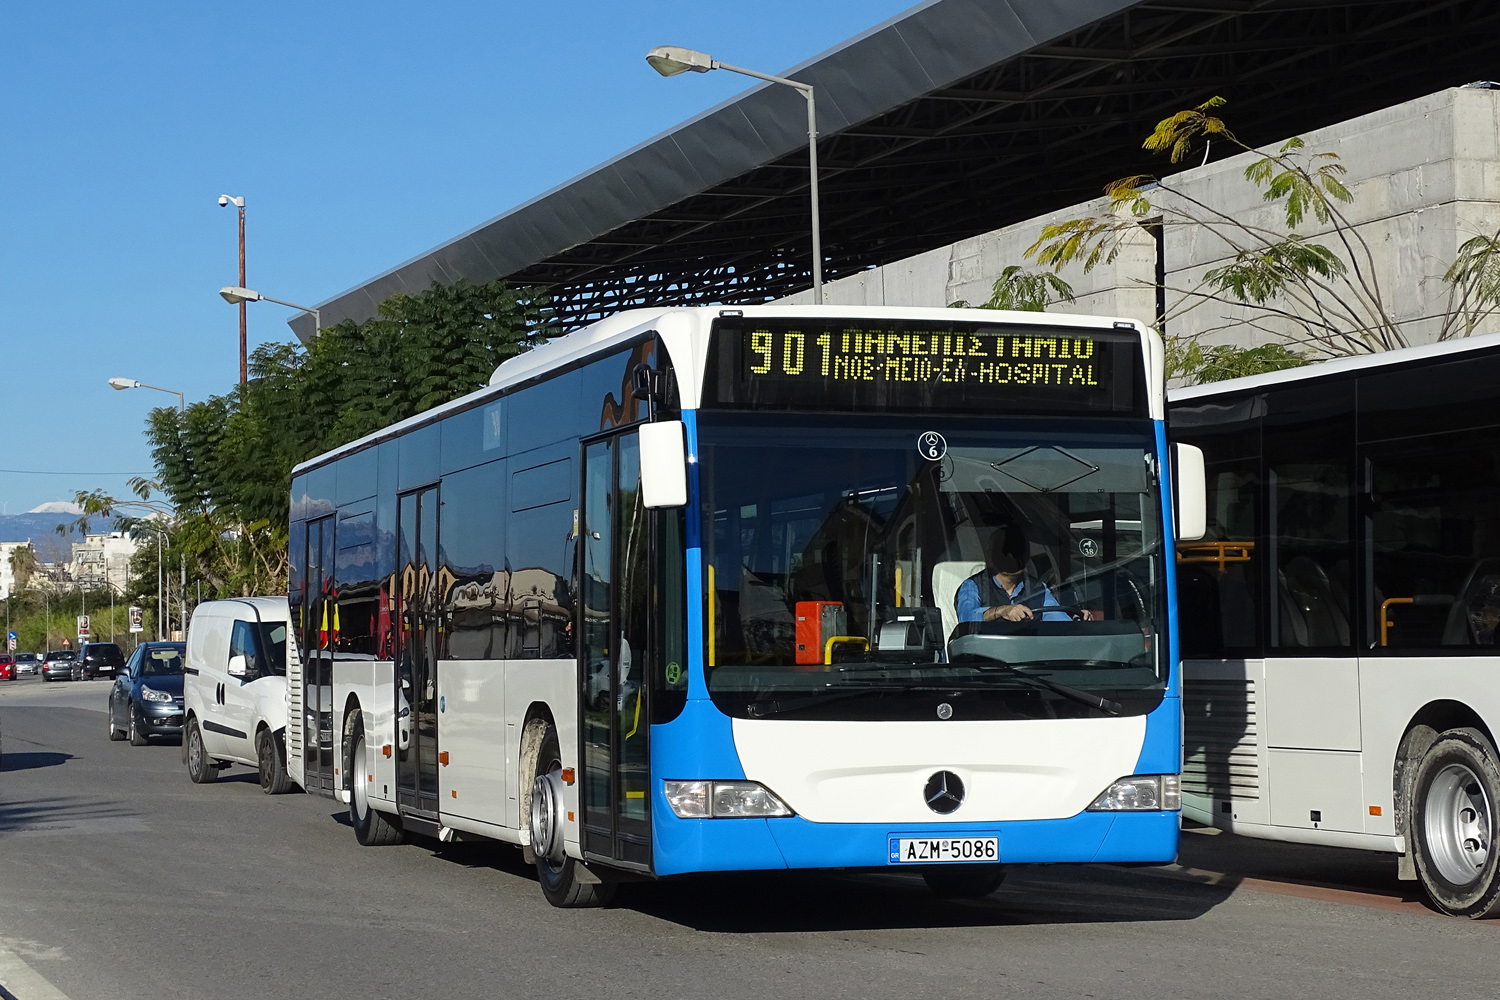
[{"left": 0, "top": 939, "right": 72, "bottom": 1000}]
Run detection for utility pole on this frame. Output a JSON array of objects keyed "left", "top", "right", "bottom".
[{"left": 218, "top": 195, "right": 248, "bottom": 384}]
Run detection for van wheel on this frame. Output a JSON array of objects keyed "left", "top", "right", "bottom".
[
  {"left": 530, "top": 725, "right": 613, "bottom": 908},
  {"left": 186, "top": 720, "right": 217, "bottom": 783},
  {"left": 1412, "top": 727, "right": 1500, "bottom": 918},
  {"left": 350, "top": 723, "right": 402, "bottom": 846},
  {"left": 921, "top": 865, "right": 1007, "bottom": 899},
  {"left": 108, "top": 698, "right": 126, "bottom": 741},
  {"left": 257, "top": 729, "right": 294, "bottom": 795}
]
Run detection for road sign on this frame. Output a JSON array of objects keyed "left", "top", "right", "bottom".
[
  {"left": 6, "top": 631, "right": 15, "bottom": 652},
  {"left": 77, "top": 614, "right": 90, "bottom": 638},
  {"left": 129, "top": 606, "right": 143, "bottom": 633}
]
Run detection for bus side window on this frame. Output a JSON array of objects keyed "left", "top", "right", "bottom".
[{"left": 1175, "top": 436, "right": 1261, "bottom": 658}]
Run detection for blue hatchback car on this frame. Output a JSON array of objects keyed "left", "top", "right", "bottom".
[{"left": 108, "top": 643, "right": 187, "bottom": 745}]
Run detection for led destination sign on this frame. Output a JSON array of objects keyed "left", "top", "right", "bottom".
[{"left": 703, "top": 318, "right": 1144, "bottom": 416}]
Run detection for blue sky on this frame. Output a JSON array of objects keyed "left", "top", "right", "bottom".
[{"left": 0, "top": 0, "right": 917, "bottom": 516}]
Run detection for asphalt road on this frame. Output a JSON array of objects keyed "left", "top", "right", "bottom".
[{"left": 1, "top": 674, "right": 1493, "bottom": 1000}]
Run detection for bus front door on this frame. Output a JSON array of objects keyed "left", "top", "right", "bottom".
[
  {"left": 396, "top": 487, "right": 441, "bottom": 817},
  {"left": 580, "top": 434, "right": 651, "bottom": 869}
]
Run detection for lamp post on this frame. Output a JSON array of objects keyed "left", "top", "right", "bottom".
[
  {"left": 647, "top": 45, "right": 823, "bottom": 302},
  {"left": 108, "top": 378, "right": 185, "bottom": 413},
  {"left": 218, "top": 286, "right": 320, "bottom": 337},
  {"left": 218, "top": 195, "right": 247, "bottom": 385}
]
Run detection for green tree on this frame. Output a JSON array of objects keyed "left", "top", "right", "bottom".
[
  {"left": 78, "top": 277, "right": 552, "bottom": 601},
  {"left": 8, "top": 543, "right": 36, "bottom": 592},
  {"left": 1026, "top": 98, "right": 1500, "bottom": 378}
]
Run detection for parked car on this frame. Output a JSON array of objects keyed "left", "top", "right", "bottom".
[
  {"left": 73, "top": 642, "right": 125, "bottom": 681},
  {"left": 108, "top": 642, "right": 187, "bottom": 745},
  {"left": 0, "top": 655, "right": 13, "bottom": 681},
  {"left": 41, "top": 650, "right": 76, "bottom": 681},
  {"left": 184, "top": 598, "right": 295, "bottom": 793},
  {"left": 14, "top": 653, "right": 41, "bottom": 677}
]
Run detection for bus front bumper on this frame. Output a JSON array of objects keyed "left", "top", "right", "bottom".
[{"left": 650, "top": 803, "right": 1179, "bottom": 876}]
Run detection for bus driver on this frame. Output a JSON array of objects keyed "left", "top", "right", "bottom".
[{"left": 956, "top": 524, "right": 1072, "bottom": 624}]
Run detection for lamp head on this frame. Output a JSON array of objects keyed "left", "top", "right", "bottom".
[
  {"left": 107, "top": 378, "right": 140, "bottom": 391},
  {"left": 217, "top": 194, "right": 244, "bottom": 209},
  {"left": 219, "top": 286, "right": 260, "bottom": 305},
  {"left": 646, "top": 46, "right": 715, "bottom": 77}
]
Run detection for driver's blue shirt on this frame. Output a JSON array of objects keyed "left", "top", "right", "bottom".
[{"left": 956, "top": 575, "right": 1069, "bottom": 623}]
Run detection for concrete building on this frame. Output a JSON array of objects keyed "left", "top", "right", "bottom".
[
  {"left": 69, "top": 532, "right": 139, "bottom": 594},
  {"left": 780, "top": 85, "right": 1500, "bottom": 358}
]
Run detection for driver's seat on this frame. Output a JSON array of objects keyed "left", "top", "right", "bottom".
[{"left": 932, "top": 561, "right": 985, "bottom": 649}]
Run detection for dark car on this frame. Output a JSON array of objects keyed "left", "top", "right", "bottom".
[
  {"left": 14, "top": 652, "right": 41, "bottom": 677},
  {"left": 108, "top": 642, "right": 187, "bottom": 745},
  {"left": 73, "top": 642, "right": 125, "bottom": 681},
  {"left": 41, "top": 650, "right": 76, "bottom": 681}
]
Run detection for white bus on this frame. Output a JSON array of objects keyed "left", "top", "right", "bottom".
[
  {"left": 1171, "top": 332, "right": 1500, "bottom": 917},
  {"left": 281, "top": 305, "right": 1201, "bottom": 907}
]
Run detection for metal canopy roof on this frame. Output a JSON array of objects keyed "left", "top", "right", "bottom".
[{"left": 290, "top": 0, "right": 1500, "bottom": 341}]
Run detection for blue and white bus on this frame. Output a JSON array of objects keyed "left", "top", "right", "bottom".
[{"left": 277, "top": 305, "right": 1201, "bottom": 906}]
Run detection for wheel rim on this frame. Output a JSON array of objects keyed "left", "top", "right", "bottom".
[
  {"left": 129, "top": 712, "right": 136, "bottom": 741},
  {"left": 189, "top": 727, "right": 203, "bottom": 773},
  {"left": 352, "top": 735, "right": 369, "bottom": 819},
  {"left": 529, "top": 766, "right": 566, "bottom": 868},
  {"left": 259, "top": 736, "right": 273, "bottom": 789},
  {"left": 1425, "top": 762, "right": 1494, "bottom": 886}
]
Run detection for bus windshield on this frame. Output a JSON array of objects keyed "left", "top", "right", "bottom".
[{"left": 699, "top": 413, "right": 1166, "bottom": 720}]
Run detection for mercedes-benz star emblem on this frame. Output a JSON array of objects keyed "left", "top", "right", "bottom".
[
  {"left": 924, "top": 770, "right": 965, "bottom": 814},
  {"left": 936, "top": 702, "right": 954, "bottom": 720}
]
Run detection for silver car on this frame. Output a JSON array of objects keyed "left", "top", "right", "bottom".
[{"left": 41, "top": 650, "right": 76, "bottom": 681}]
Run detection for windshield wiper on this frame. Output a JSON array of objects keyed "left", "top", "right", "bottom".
[{"left": 949, "top": 656, "right": 1123, "bottom": 715}]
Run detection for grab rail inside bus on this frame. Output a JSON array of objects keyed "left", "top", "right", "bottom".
[
  {"left": 1379, "top": 594, "right": 1454, "bottom": 646},
  {"left": 1175, "top": 540, "right": 1255, "bottom": 574},
  {"left": 707, "top": 563, "right": 716, "bottom": 667}
]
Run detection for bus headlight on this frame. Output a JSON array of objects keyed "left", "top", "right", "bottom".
[
  {"left": 663, "top": 780, "right": 794, "bottom": 819},
  {"left": 1087, "top": 774, "right": 1181, "bottom": 812}
]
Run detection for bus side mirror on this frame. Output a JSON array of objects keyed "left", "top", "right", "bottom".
[
  {"left": 639, "top": 420, "right": 688, "bottom": 508},
  {"left": 1173, "top": 443, "right": 1207, "bottom": 542}
]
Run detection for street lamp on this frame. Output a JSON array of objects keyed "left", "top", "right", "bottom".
[
  {"left": 108, "top": 377, "right": 185, "bottom": 413},
  {"left": 218, "top": 194, "right": 247, "bottom": 385},
  {"left": 219, "top": 286, "right": 320, "bottom": 335},
  {"left": 647, "top": 45, "right": 823, "bottom": 302}
]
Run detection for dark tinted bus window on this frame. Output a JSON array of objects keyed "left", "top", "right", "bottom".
[
  {"left": 1367, "top": 431, "right": 1500, "bottom": 650},
  {"left": 1358, "top": 351, "right": 1500, "bottom": 442},
  {"left": 1263, "top": 381, "right": 1354, "bottom": 652},
  {"left": 441, "top": 461, "right": 509, "bottom": 660},
  {"left": 508, "top": 455, "right": 575, "bottom": 659},
  {"left": 1173, "top": 399, "right": 1262, "bottom": 657},
  {"left": 335, "top": 509, "right": 380, "bottom": 657}
]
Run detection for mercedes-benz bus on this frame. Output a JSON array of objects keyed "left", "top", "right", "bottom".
[
  {"left": 274, "top": 305, "right": 1200, "bottom": 907},
  {"left": 1171, "top": 332, "right": 1500, "bottom": 918}
]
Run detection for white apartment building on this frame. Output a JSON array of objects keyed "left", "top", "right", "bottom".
[{"left": 69, "top": 531, "right": 139, "bottom": 594}]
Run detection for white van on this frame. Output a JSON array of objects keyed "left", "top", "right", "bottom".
[{"left": 183, "top": 598, "right": 297, "bottom": 793}]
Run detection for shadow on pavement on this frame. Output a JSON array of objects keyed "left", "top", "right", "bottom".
[
  {"left": 1174, "top": 822, "right": 1433, "bottom": 907},
  {"left": 421, "top": 838, "right": 1230, "bottom": 930},
  {"left": 0, "top": 751, "right": 72, "bottom": 772},
  {"left": 0, "top": 796, "right": 138, "bottom": 833}
]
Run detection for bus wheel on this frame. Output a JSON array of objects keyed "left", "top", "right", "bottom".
[
  {"left": 1412, "top": 727, "right": 1500, "bottom": 918},
  {"left": 530, "top": 725, "right": 614, "bottom": 908},
  {"left": 186, "top": 721, "right": 217, "bottom": 784},
  {"left": 257, "top": 729, "right": 294, "bottom": 795},
  {"left": 350, "top": 722, "right": 402, "bottom": 846},
  {"left": 921, "top": 864, "right": 1007, "bottom": 899}
]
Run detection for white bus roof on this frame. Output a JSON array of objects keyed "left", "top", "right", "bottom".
[
  {"left": 1168, "top": 331, "right": 1500, "bottom": 404},
  {"left": 294, "top": 305, "right": 1159, "bottom": 477}
]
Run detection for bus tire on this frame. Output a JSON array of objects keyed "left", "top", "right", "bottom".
[
  {"left": 921, "top": 864, "right": 1007, "bottom": 899},
  {"left": 186, "top": 720, "right": 218, "bottom": 784},
  {"left": 531, "top": 725, "right": 614, "bottom": 908},
  {"left": 257, "top": 728, "right": 294, "bottom": 795},
  {"left": 1411, "top": 727, "right": 1500, "bottom": 918},
  {"left": 350, "top": 722, "right": 402, "bottom": 846}
]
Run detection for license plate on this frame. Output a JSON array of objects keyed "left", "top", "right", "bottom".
[{"left": 889, "top": 836, "right": 998, "bottom": 864}]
